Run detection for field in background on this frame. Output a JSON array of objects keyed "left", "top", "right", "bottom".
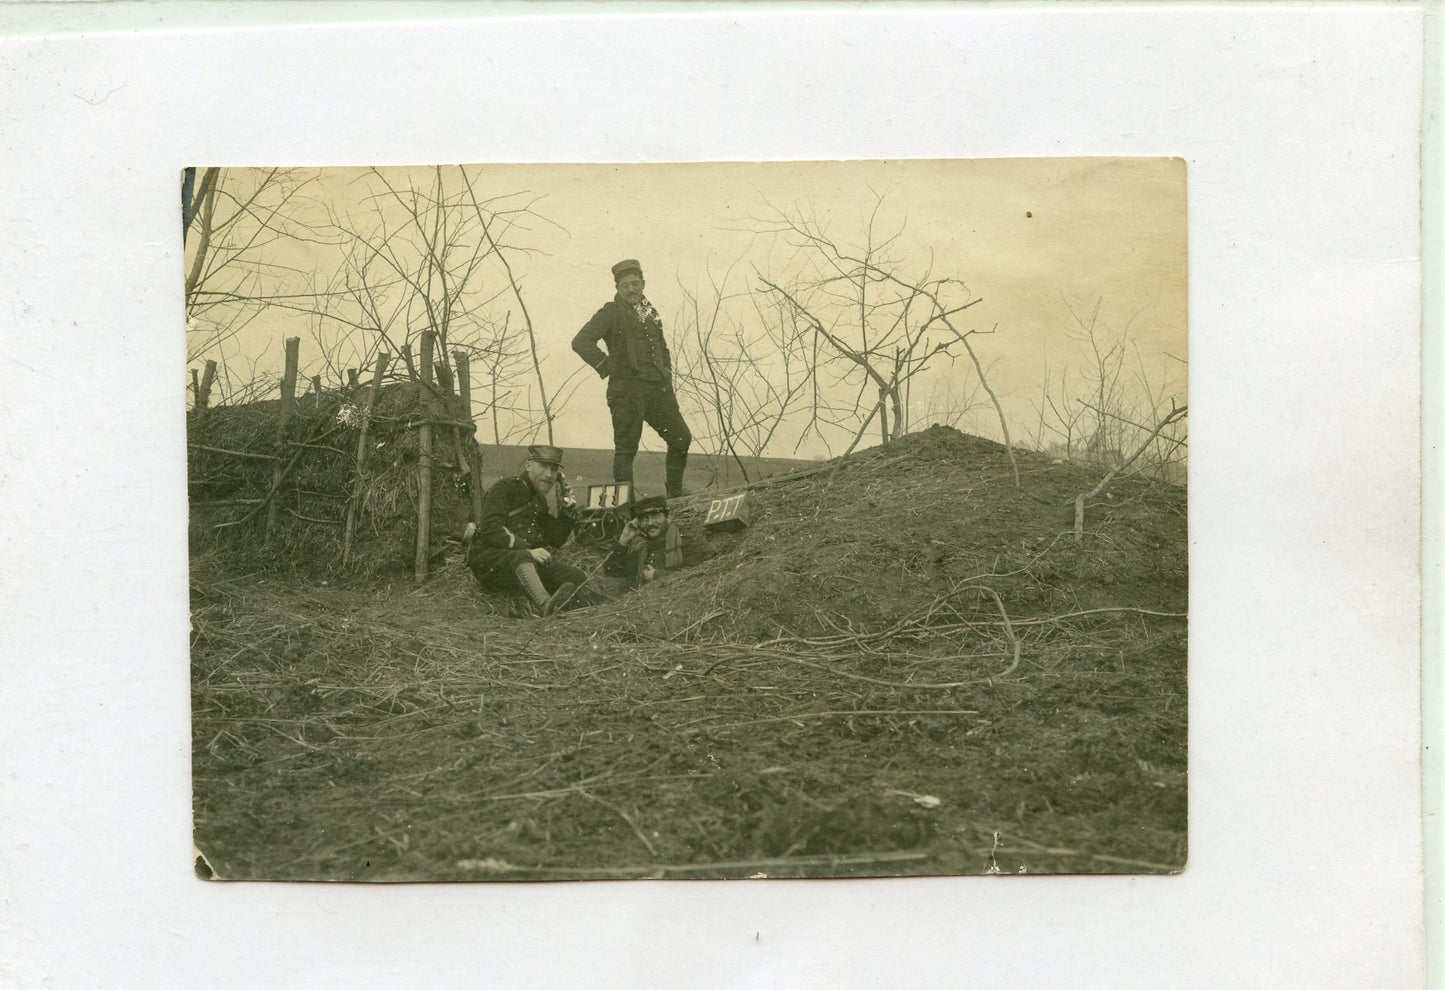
[{"left": 478, "top": 444, "right": 819, "bottom": 494}]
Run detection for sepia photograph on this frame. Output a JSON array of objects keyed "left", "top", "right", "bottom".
[
  {"left": 1, "top": 2, "right": 1425, "bottom": 984},
  {"left": 186, "top": 159, "right": 1188, "bottom": 881}
]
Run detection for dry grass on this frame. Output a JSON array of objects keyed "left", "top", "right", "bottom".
[
  {"left": 188, "top": 382, "right": 476, "bottom": 578},
  {"left": 191, "top": 426, "right": 1187, "bottom": 881}
]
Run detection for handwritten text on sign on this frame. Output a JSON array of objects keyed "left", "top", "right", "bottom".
[{"left": 703, "top": 492, "right": 752, "bottom": 532}]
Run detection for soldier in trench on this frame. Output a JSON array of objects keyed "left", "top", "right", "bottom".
[{"left": 593, "top": 494, "right": 684, "bottom": 596}]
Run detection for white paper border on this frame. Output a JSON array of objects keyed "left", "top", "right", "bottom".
[{"left": 0, "top": 5, "right": 1425, "bottom": 987}]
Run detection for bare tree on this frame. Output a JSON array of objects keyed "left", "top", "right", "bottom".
[
  {"left": 454, "top": 313, "right": 528, "bottom": 444},
  {"left": 753, "top": 196, "right": 1017, "bottom": 481},
  {"left": 183, "top": 167, "right": 329, "bottom": 364},
  {"left": 1033, "top": 363, "right": 1089, "bottom": 462},
  {"left": 911, "top": 368, "right": 989, "bottom": 432},
  {"left": 1073, "top": 402, "right": 1188, "bottom": 538},
  {"left": 671, "top": 265, "right": 813, "bottom": 484},
  {"left": 321, "top": 167, "right": 506, "bottom": 380},
  {"left": 1038, "top": 295, "right": 1187, "bottom": 482},
  {"left": 185, "top": 166, "right": 578, "bottom": 461},
  {"left": 308, "top": 167, "right": 574, "bottom": 439},
  {"left": 456, "top": 170, "right": 559, "bottom": 443}
]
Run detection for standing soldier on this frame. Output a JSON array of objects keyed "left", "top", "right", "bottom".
[
  {"left": 572, "top": 258, "right": 693, "bottom": 498},
  {"left": 467, "top": 445, "right": 585, "bottom": 617}
]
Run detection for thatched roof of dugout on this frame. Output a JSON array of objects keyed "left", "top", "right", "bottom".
[{"left": 187, "top": 380, "right": 479, "bottom": 578}]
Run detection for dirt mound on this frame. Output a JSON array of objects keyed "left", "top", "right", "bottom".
[{"left": 583, "top": 424, "right": 1185, "bottom": 643}]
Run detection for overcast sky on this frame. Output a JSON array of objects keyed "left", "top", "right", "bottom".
[{"left": 189, "top": 158, "right": 1186, "bottom": 459}]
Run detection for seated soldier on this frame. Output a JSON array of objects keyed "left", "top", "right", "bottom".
[
  {"left": 467, "top": 444, "right": 585, "bottom": 617},
  {"left": 598, "top": 494, "right": 684, "bottom": 593}
]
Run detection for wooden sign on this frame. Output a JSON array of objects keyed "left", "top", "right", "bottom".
[
  {"left": 585, "top": 482, "right": 631, "bottom": 511},
  {"left": 703, "top": 492, "right": 752, "bottom": 533}
]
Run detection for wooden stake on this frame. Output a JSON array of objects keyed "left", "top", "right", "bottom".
[
  {"left": 454, "top": 350, "right": 484, "bottom": 525},
  {"left": 347, "top": 368, "right": 359, "bottom": 388},
  {"left": 415, "top": 331, "right": 436, "bottom": 582},
  {"left": 197, "top": 359, "right": 216, "bottom": 411},
  {"left": 342, "top": 351, "right": 390, "bottom": 565},
  {"left": 429, "top": 357, "right": 464, "bottom": 469},
  {"left": 264, "top": 337, "right": 300, "bottom": 544},
  {"left": 311, "top": 374, "right": 322, "bottom": 410},
  {"left": 453, "top": 350, "right": 472, "bottom": 421},
  {"left": 435, "top": 359, "right": 455, "bottom": 396}
]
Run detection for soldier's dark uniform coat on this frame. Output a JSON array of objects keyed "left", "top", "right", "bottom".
[
  {"left": 572, "top": 294, "right": 692, "bottom": 492},
  {"left": 571, "top": 296, "right": 673, "bottom": 383},
  {"left": 601, "top": 522, "right": 684, "bottom": 589},
  {"left": 467, "top": 471, "right": 584, "bottom": 592}
]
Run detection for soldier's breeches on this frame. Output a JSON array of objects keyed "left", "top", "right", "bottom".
[
  {"left": 470, "top": 547, "right": 586, "bottom": 595},
  {"left": 607, "top": 378, "right": 692, "bottom": 488}
]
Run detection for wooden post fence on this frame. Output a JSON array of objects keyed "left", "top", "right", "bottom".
[
  {"left": 264, "top": 337, "right": 300, "bottom": 544},
  {"left": 415, "top": 331, "right": 436, "bottom": 583},
  {"left": 342, "top": 351, "right": 390, "bottom": 565}
]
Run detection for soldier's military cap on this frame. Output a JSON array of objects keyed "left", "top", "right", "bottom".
[
  {"left": 611, "top": 259, "right": 643, "bottom": 282},
  {"left": 526, "top": 444, "right": 565, "bottom": 467},
  {"left": 631, "top": 494, "right": 669, "bottom": 517}
]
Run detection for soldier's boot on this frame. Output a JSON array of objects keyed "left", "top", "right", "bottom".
[
  {"left": 513, "top": 561, "right": 551, "bottom": 614},
  {"left": 613, "top": 450, "right": 636, "bottom": 488},
  {"left": 542, "top": 582, "right": 578, "bottom": 618},
  {"left": 665, "top": 446, "right": 689, "bottom": 498}
]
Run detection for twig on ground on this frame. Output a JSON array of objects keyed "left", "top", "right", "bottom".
[
  {"left": 676, "top": 708, "right": 980, "bottom": 731},
  {"left": 1000, "top": 606, "right": 1187, "bottom": 627},
  {"left": 966, "top": 823, "right": 1179, "bottom": 873},
  {"left": 455, "top": 849, "right": 929, "bottom": 878}
]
